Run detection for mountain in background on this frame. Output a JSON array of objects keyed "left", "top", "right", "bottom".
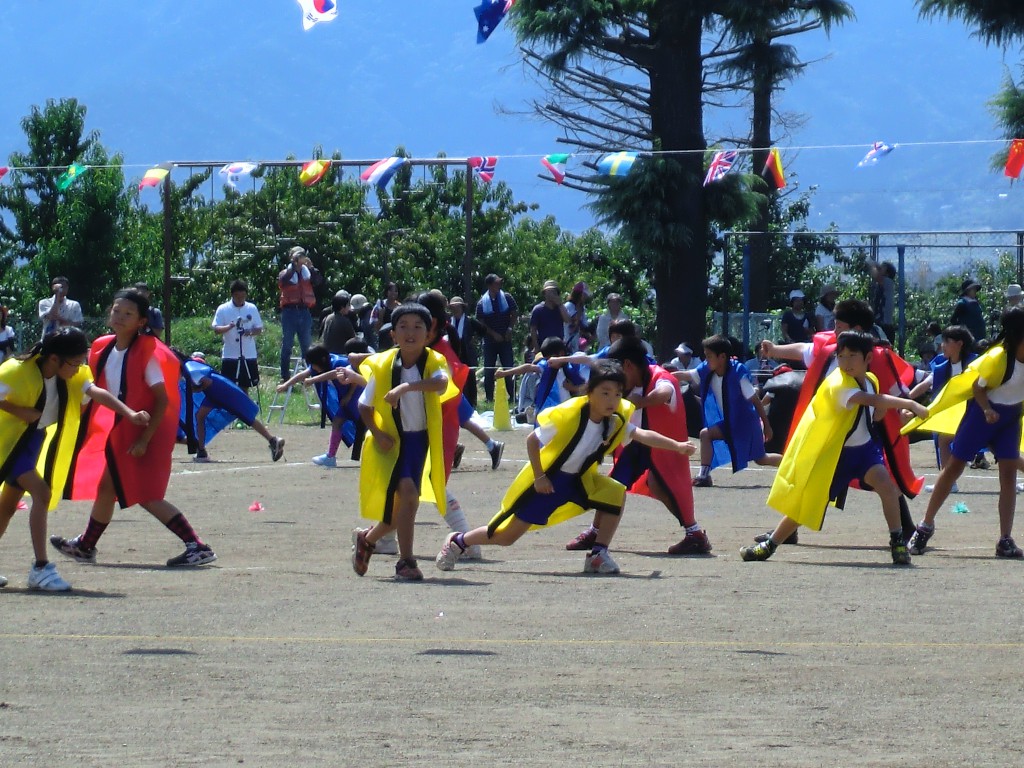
[{"left": 0, "top": 0, "right": 1019, "bottom": 277}]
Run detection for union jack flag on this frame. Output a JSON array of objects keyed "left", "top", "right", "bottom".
[
  {"left": 703, "top": 150, "right": 738, "bottom": 186},
  {"left": 469, "top": 156, "right": 498, "bottom": 183}
]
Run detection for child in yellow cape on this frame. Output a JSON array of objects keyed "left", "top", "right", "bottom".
[
  {"left": 351, "top": 303, "right": 458, "bottom": 582},
  {"left": 433, "top": 360, "right": 696, "bottom": 575},
  {"left": 741, "top": 331, "right": 927, "bottom": 566},
  {"left": 902, "top": 306, "right": 1024, "bottom": 559},
  {"left": 0, "top": 329, "right": 148, "bottom": 591}
]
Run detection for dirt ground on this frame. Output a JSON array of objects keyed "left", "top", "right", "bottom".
[{"left": 1, "top": 422, "right": 1023, "bottom": 767}]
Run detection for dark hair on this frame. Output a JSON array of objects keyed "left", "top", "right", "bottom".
[
  {"left": 332, "top": 292, "right": 351, "bottom": 313},
  {"left": 881, "top": 261, "right": 897, "bottom": 279},
  {"left": 941, "top": 325, "right": 974, "bottom": 351},
  {"left": 113, "top": 289, "right": 150, "bottom": 319},
  {"left": 389, "top": 302, "right": 432, "bottom": 331},
  {"left": 926, "top": 321, "right": 943, "bottom": 336},
  {"left": 607, "top": 336, "right": 649, "bottom": 369},
  {"left": 539, "top": 336, "right": 567, "bottom": 358},
  {"left": 230, "top": 279, "right": 248, "bottom": 294},
  {"left": 608, "top": 319, "right": 638, "bottom": 339},
  {"left": 834, "top": 299, "right": 874, "bottom": 331},
  {"left": 22, "top": 327, "right": 89, "bottom": 361},
  {"left": 344, "top": 337, "right": 370, "bottom": 354},
  {"left": 416, "top": 291, "right": 449, "bottom": 343},
  {"left": 305, "top": 343, "right": 331, "bottom": 370},
  {"left": 484, "top": 273, "right": 500, "bottom": 286},
  {"left": 384, "top": 281, "right": 398, "bottom": 294},
  {"left": 702, "top": 334, "right": 733, "bottom": 356},
  {"left": 835, "top": 330, "right": 874, "bottom": 357},
  {"left": 996, "top": 307, "right": 1024, "bottom": 382},
  {"left": 587, "top": 359, "right": 627, "bottom": 393},
  {"left": 134, "top": 281, "right": 150, "bottom": 292},
  {"left": 51, "top": 276, "right": 69, "bottom": 287}
]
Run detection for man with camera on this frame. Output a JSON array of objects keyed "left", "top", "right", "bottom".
[
  {"left": 212, "top": 279, "right": 264, "bottom": 390},
  {"left": 277, "top": 245, "right": 321, "bottom": 381},
  {"left": 37, "top": 276, "right": 83, "bottom": 340}
]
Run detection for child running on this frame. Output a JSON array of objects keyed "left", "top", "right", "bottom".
[
  {"left": 435, "top": 360, "right": 696, "bottom": 575},
  {"left": 740, "top": 331, "right": 928, "bottom": 565},
  {"left": 351, "top": 302, "right": 457, "bottom": 581},
  {"left": 674, "top": 334, "right": 780, "bottom": 487},
  {"left": 51, "top": 289, "right": 217, "bottom": 567},
  {"left": 903, "top": 307, "right": 1024, "bottom": 558},
  {"left": 0, "top": 329, "right": 149, "bottom": 590}
]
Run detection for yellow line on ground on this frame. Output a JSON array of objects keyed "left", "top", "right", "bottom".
[{"left": 0, "top": 632, "right": 1020, "bottom": 650}]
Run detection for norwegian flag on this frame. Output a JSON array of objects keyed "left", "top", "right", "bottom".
[
  {"left": 469, "top": 156, "right": 498, "bottom": 183},
  {"left": 703, "top": 150, "right": 738, "bottom": 186}
]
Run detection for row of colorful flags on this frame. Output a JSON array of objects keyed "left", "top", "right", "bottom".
[
  {"left": 296, "top": 0, "right": 517, "bottom": 43},
  {"left": 5, "top": 139, "right": 1024, "bottom": 194}
]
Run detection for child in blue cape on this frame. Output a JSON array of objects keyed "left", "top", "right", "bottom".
[{"left": 495, "top": 336, "right": 586, "bottom": 425}]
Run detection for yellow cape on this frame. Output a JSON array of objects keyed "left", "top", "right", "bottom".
[
  {"left": 357, "top": 347, "right": 458, "bottom": 522},
  {"left": 0, "top": 356, "right": 92, "bottom": 510},
  {"left": 767, "top": 369, "right": 878, "bottom": 530},
  {"left": 486, "top": 396, "right": 635, "bottom": 536},
  {"left": 902, "top": 346, "right": 1009, "bottom": 438}
]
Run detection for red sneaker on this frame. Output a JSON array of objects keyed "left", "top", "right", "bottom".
[
  {"left": 565, "top": 527, "right": 598, "bottom": 551},
  {"left": 352, "top": 528, "right": 375, "bottom": 576}
]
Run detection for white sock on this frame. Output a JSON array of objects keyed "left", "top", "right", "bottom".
[
  {"left": 443, "top": 491, "right": 470, "bottom": 533},
  {"left": 697, "top": 466, "right": 711, "bottom": 478},
  {"left": 685, "top": 523, "right": 703, "bottom": 534},
  {"left": 485, "top": 439, "right": 496, "bottom": 450}
]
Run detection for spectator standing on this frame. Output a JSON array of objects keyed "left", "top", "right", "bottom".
[
  {"left": 212, "top": 279, "right": 264, "bottom": 390},
  {"left": 133, "top": 282, "right": 165, "bottom": 339},
  {"left": 321, "top": 291, "right": 356, "bottom": 354},
  {"left": 370, "top": 282, "right": 401, "bottom": 351},
  {"left": 780, "top": 290, "right": 814, "bottom": 343},
  {"left": 563, "top": 281, "right": 592, "bottom": 353},
  {"left": 37, "top": 276, "right": 83, "bottom": 340},
  {"left": 350, "top": 293, "right": 373, "bottom": 343},
  {"left": 951, "top": 277, "right": 986, "bottom": 345},
  {"left": 476, "top": 273, "right": 520, "bottom": 402},
  {"left": 0, "top": 306, "right": 15, "bottom": 361},
  {"left": 277, "top": 246, "right": 321, "bottom": 381},
  {"left": 449, "top": 295, "right": 486, "bottom": 408},
  {"left": 868, "top": 261, "right": 897, "bottom": 342},
  {"left": 814, "top": 285, "right": 838, "bottom": 332},
  {"left": 595, "top": 292, "right": 628, "bottom": 349},
  {"left": 1005, "top": 283, "right": 1023, "bottom": 310},
  {"left": 530, "top": 280, "right": 571, "bottom": 353}
]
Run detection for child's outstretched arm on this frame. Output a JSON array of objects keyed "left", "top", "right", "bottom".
[
  {"left": 632, "top": 427, "right": 697, "bottom": 456},
  {"left": 849, "top": 390, "right": 928, "bottom": 420},
  {"left": 335, "top": 366, "right": 367, "bottom": 388},
  {"left": 907, "top": 374, "right": 933, "bottom": 401},
  {"left": 748, "top": 392, "right": 773, "bottom": 443},
  {"left": 496, "top": 363, "right": 539, "bottom": 378},
  {"left": 671, "top": 369, "right": 698, "bottom": 386},
  {"left": 277, "top": 369, "right": 311, "bottom": 392},
  {"left": 87, "top": 385, "right": 150, "bottom": 426},
  {"left": 761, "top": 339, "right": 810, "bottom": 363},
  {"left": 546, "top": 353, "right": 593, "bottom": 369}
]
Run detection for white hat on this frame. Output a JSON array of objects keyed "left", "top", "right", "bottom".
[
  {"left": 1007, "top": 284, "right": 1023, "bottom": 298},
  {"left": 788, "top": 289, "right": 805, "bottom": 300},
  {"left": 350, "top": 294, "right": 369, "bottom": 311},
  {"left": 675, "top": 343, "right": 693, "bottom": 357}
]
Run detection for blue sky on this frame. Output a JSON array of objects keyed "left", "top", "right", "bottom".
[{"left": 0, "top": 1, "right": 1018, "bottom": 235}]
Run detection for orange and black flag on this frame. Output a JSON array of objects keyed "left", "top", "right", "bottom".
[
  {"left": 1005, "top": 139, "right": 1024, "bottom": 180},
  {"left": 761, "top": 148, "right": 786, "bottom": 190},
  {"left": 139, "top": 162, "right": 173, "bottom": 190}
]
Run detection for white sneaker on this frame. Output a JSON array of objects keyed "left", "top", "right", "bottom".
[
  {"left": 27, "top": 562, "right": 71, "bottom": 591},
  {"left": 435, "top": 533, "right": 464, "bottom": 571},
  {"left": 925, "top": 483, "right": 959, "bottom": 493},
  {"left": 1017, "top": 482, "right": 1024, "bottom": 494},
  {"left": 463, "top": 544, "right": 483, "bottom": 560},
  {"left": 584, "top": 549, "right": 621, "bottom": 575},
  {"left": 0, "top": 573, "right": 8, "bottom": 588},
  {"left": 312, "top": 453, "right": 337, "bottom": 468}
]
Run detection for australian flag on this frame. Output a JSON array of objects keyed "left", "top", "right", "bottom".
[
  {"left": 474, "top": 0, "right": 515, "bottom": 43},
  {"left": 703, "top": 150, "right": 738, "bottom": 186},
  {"left": 469, "top": 156, "right": 498, "bottom": 183}
]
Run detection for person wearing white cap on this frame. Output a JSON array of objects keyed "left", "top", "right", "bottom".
[
  {"left": 780, "top": 289, "right": 813, "bottom": 343},
  {"left": 1006, "top": 283, "right": 1023, "bottom": 309},
  {"left": 669, "top": 342, "right": 699, "bottom": 371},
  {"left": 814, "top": 284, "right": 839, "bottom": 332}
]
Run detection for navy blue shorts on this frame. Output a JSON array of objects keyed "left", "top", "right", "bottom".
[
  {"left": 514, "top": 470, "right": 588, "bottom": 526},
  {"left": 829, "top": 440, "right": 885, "bottom": 500},
  {"left": 610, "top": 441, "right": 652, "bottom": 487},
  {"left": 951, "top": 400, "right": 1023, "bottom": 462},
  {"left": 396, "top": 430, "right": 428, "bottom": 490},
  {"left": 3, "top": 430, "right": 46, "bottom": 487}
]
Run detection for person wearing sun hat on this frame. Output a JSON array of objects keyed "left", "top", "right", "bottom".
[
  {"left": 1005, "top": 283, "right": 1023, "bottom": 310},
  {"left": 814, "top": 284, "right": 839, "bottom": 332},
  {"left": 951, "top": 277, "right": 986, "bottom": 346}
]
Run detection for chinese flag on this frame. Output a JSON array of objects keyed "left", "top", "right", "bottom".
[{"left": 1005, "top": 139, "right": 1024, "bottom": 179}]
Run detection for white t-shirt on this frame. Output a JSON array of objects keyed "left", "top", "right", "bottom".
[
  {"left": 535, "top": 418, "right": 635, "bottom": 475},
  {"left": 983, "top": 363, "right": 1024, "bottom": 406},
  {"left": 709, "top": 372, "right": 755, "bottom": 411},
  {"left": 802, "top": 345, "right": 840, "bottom": 378},
  {"left": 101, "top": 346, "right": 164, "bottom": 398},
  {"left": 815, "top": 303, "right": 836, "bottom": 331},
  {"left": 37, "top": 296, "right": 84, "bottom": 339},
  {"left": 837, "top": 378, "right": 877, "bottom": 447},
  {"left": 213, "top": 301, "right": 264, "bottom": 360},
  {"left": 358, "top": 364, "right": 445, "bottom": 432},
  {"left": 0, "top": 327, "right": 15, "bottom": 358},
  {"left": 0, "top": 376, "right": 93, "bottom": 430},
  {"left": 627, "top": 381, "right": 677, "bottom": 426}
]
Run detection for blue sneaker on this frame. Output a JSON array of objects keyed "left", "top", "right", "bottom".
[{"left": 312, "top": 453, "right": 337, "bottom": 468}]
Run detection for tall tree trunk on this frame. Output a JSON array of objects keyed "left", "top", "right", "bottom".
[
  {"left": 648, "top": 6, "right": 708, "bottom": 358},
  {"left": 749, "top": 37, "right": 773, "bottom": 314}
]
